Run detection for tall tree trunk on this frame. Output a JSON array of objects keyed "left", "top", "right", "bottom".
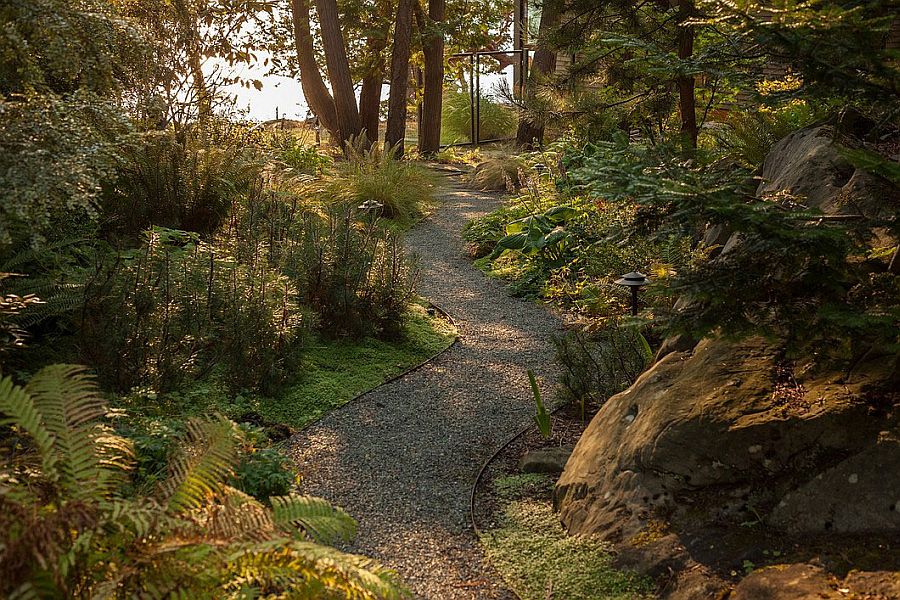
[
  {"left": 385, "top": 0, "right": 415, "bottom": 155},
  {"left": 676, "top": 0, "right": 698, "bottom": 151},
  {"left": 359, "top": 36, "right": 387, "bottom": 145},
  {"left": 172, "top": 0, "right": 211, "bottom": 125},
  {"left": 290, "top": 0, "right": 339, "bottom": 140},
  {"left": 315, "top": 0, "right": 361, "bottom": 145},
  {"left": 416, "top": 0, "right": 445, "bottom": 155},
  {"left": 516, "top": 0, "right": 562, "bottom": 149}
]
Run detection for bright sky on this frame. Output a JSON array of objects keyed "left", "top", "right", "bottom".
[{"left": 218, "top": 55, "right": 515, "bottom": 122}]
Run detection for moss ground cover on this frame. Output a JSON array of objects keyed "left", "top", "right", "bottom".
[
  {"left": 116, "top": 301, "right": 456, "bottom": 431},
  {"left": 481, "top": 475, "right": 654, "bottom": 600}
]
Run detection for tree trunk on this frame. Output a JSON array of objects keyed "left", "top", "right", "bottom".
[
  {"left": 676, "top": 0, "right": 698, "bottom": 151},
  {"left": 384, "top": 0, "right": 415, "bottom": 156},
  {"left": 515, "top": 0, "right": 562, "bottom": 149},
  {"left": 416, "top": 0, "right": 445, "bottom": 155},
  {"left": 172, "top": 0, "right": 211, "bottom": 125},
  {"left": 359, "top": 36, "right": 386, "bottom": 145},
  {"left": 290, "top": 0, "right": 339, "bottom": 140},
  {"left": 315, "top": 0, "right": 361, "bottom": 145}
]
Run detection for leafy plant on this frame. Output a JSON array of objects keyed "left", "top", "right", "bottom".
[
  {"left": 528, "top": 369, "right": 552, "bottom": 439},
  {"left": 0, "top": 364, "right": 407, "bottom": 599},
  {"left": 490, "top": 205, "right": 579, "bottom": 265},
  {"left": 441, "top": 90, "right": 517, "bottom": 144},
  {"left": 104, "top": 130, "right": 262, "bottom": 239}
]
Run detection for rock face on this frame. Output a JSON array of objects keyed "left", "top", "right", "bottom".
[
  {"left": 757, "top": 125, "right": 898, "bottom": 219},
  {"left": 554, "top": 336, "right": 896, "bottom": 539},
  {"left": 768, "top": 431, "right": 900, "bottom": 533},
  {"left": 518, "top": 447, "right": 572, "bottom": 474},
  {"left": 729, "top": 564, "right": 841, "bottom": 600}
]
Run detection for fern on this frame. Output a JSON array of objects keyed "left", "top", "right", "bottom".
[
  {"left": 0, "top": 366, "right": 408, "bottom": 599},
  {"left": 0, "top": 374, "right": 58, "bottom": 479},
  {"left": 271, "top": 494, "right": 357, "bottom": 544},
  {"left": 163, "top": 416, "right": 241, "bottom": 513},
  {"left": 23, "top": 364, "right": 132, "bottom": 500}
]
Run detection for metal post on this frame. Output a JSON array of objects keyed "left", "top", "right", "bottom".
[
  {"left": 469, "top": 56, "right": 476, "bottom": 144},
  {"left": 475, "top": 53, "right": 481, "bottom": 146},
  {"left": 631, "top": 286, "right": 639, "bottom": 316}
]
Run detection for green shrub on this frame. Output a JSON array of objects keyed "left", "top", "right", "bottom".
[
  {"left": 276, "top": 135, "right": 332, "bottom": 175},
  {"left": 441, "top": 90, "right": 517, "bottom": 144},
  {"left": 716, "top": 101, "right": 820, "bottom": 169},
  {"left": 103, "top": 130, "right": 262, "bottom": 239},
  {"left": 233, "top": 446, "right": 297, "bottom": 501},
  {"left": 318, "top": 142, "right": 436, "bottom": 223},
  {"left": 80, "top": 227, "right": 305, "bottom": 392},
  {"left": 284, "top": 204, "right": 417, "bottom": 339},
  {"left": 553, "top": 325, "right": 653, "bottom": 419}
]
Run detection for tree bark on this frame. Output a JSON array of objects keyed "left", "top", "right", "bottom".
[
  {"left": 384, "top": 0, "right": 416, "bottom": 155},
  {"left": 359, "top": 36, "right": 387, "bottom": 145},
  {"left": 315, "top": 0, "right": 361, "bottom": 145},
  {"left": 415, "top": 0, "right": 445, "bottom": 155},
  {"left": 515, "top": 0, "right": 562, "bottom": 149},
  {"left": 676, "top": 0, "right": 698, "bottom": 151},
  {"left": 172, "top": 0, "right": 211, "bottom": 125},
  {"left": 290, "top": 0, "right": 339, "bottom": 140}
]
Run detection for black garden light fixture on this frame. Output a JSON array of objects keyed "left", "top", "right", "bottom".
[{"left": 615, "top": 271, "right": 649, "bottom": 316}]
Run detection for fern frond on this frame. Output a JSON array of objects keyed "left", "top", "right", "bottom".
[
  {"left": 0, "top": 375, "right": 58, "bottom": 480},
  {"left": 23, "top": 365, "right": 132, "bottom": 500},
  {"left": 226, "top": 539, "right": 409, "bottom": 600},
  {"left": 271, "top": 495, "right": 357, "bottom": 545},
  {"left": 200, "top": 486, "right": 275, "bottom": 543},
  {"left": 162, "top": 417, "right": 241, "bottom": 513}
]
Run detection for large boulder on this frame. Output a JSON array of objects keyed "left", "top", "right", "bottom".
[
  {"left": 554, "top": 336, "right": 895, "bottom": 539},
  {"left": 756, "top": 125, "right": 898, "bottom": 219}
]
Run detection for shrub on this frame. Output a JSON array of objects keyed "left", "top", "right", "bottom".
[
  {"left": 103, "top": 130, "right": 262, "bottom": 239},
  {"left": 553, "top": 325, "right": 653, "bottom": 420},
  {"left": 0, "top": 92, "right": 128, "bottom": 250},
  {"left": 716, "top": 101, "right": 820, "bottom": 169},
  {"left": 0, "top": 365, "right": 406, "bottom": 599},
  {"left": 468, "top": 155, "right": 527, "bottom": 191},
  {"left": 441, "top": 90, "right": 517, "bottom": 144},
  {"left": 233, "top": 446, "right": 297, "bottom": 501},
  {"left": 319, "top": 142, "right": 436, "bottom": 223},
  {"left": 80, "top": 227, "right": 305, "bottom": 392},
  {"left": 275, "top": 134, "right": 332, "bottom": 175},
  {"left": 284, "top": 204, "right": 417, "bottom": 339}
]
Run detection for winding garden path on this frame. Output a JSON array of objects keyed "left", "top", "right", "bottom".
[{"left": 288, "top": 174, "right": 563, "bottom": 599}]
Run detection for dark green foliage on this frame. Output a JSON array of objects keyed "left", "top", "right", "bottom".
[
  {"left": 701, "top": 0, "right": 900, "bottom": 114},
  {"left": 553, "top": 325, "right": 652, "bottom": 420},
  {"left": 103, "top": 130, "right": 262, "bottom": 238},
  {"left": 284, "top": 204, "right": 417, "bottom": 339},
  {"left": 716, "top": 101, "right": 821, "bottom": 168},
  {"left": 233, "top": 446, "right": 296, "bottom": 502},
  {"left": 79, "top": 227, "right": 305, "bottom": 392},
  {"left": 566, "top": 136, "right": 899, "bottom": 357}
]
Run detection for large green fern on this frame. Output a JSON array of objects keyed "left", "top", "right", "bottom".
[{"left": 0, "top": 365, "right": 408, "bottom": 599}]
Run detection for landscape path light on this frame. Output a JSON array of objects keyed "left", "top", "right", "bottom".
[{"left": 615, "top": 271, "right": 649, "bottom": 316}]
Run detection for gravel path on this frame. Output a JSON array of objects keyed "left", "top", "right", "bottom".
[{"left": 288, "top": 174, "right": 563, "bottom": 599}]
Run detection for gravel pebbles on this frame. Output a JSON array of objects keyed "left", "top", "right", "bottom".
[{"left": 287, "top": 175, "right": 564, "bottom": 599}]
